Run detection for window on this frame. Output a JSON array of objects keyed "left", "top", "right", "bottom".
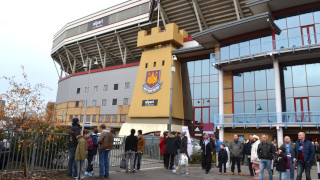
[
  {"left": 125, "top": 82, "right": 130, "bottom": 89},
  {"left": 75, "top": 101, "right": 79, "bottom": 107},
  {"left": 114, "top": 84, "right": 118, "bottom": 90},
  {"left": 69, "top": 115, "right": 73, "bottom": 122},
  {"left": 162, "top": 60, "right": 165, "bottom": 66},
  {"left": 112, "top": 99, "right": 117, "bottom": 105},
  {"left": 94, "top": 86, "right": 98, "bottom": 92},
  {"left": 86, "top": 115, "right": 90, "bottom": 122},
  {"left": 153, "top": 62, "right": 156, "bottom": 67},
  {"left": 85, "top": 87, "right": 89, "bottom": 93},
  {"left": 145, "top": 63, "right": 148, "bottom": 68},
  {"left": 120, "top": 115, "right": 126, "bottom": 122},
  {"left": 103, "top": 85, "right": 108, "bottom": 91},
  {"left": 106, "top": 115, "right": 111, "bottom": 122},
  {"left": 62, "top": 112, "right": 65, "bottom": 122},
  {"left": 92, "top": 115, "right": 96, "bottom": 122},
  {"left": 76, "top": 88, "right": 80, "bottom": 94},
  {"left": 113, "top": 115, "right": 117, "bottom": 122},
  {"left": 102, "top": 99, "right": 107, "bottom": 106},
  {"left": 80, "top": 115, "right": 84, "bottom": 122},
  {"left": 82, "top": 100, "right": 87, "bottom": 107},
  {"left": 75, "top": 115, "right": 79, "bottom": 118},
  {"left": 123, "top": 98, "right": 129, "bottom": 105},
  {"left": 92, "top": 100, "right": 97, "bottom": 106},
  {"left": 99, "top": 116, "right": 103, "bottom": 122}
]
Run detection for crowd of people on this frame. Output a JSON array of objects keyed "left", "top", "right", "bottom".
[{"left": 66, "top": 118, "right": 320, "bottom": 180}]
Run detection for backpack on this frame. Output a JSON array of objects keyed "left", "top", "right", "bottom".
[{"left": 87, "top": 138, "right": 95, "bottom": 150}]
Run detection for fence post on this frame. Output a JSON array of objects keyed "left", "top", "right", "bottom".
[{"left": 30, "top": 133, "right": 38, "bottom": 171}]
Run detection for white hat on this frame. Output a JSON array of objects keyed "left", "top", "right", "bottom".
[{"left": 253, "top": 135, "right": 260, "bottom": 140}]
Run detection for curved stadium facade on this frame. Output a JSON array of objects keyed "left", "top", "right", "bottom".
[{"left": 52, "top": 0, "right": 320, "bottom": 143}]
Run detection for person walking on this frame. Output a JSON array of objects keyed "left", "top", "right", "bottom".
[
  {"left": 85, "top": 128, "right": 99, "bottom": 176},
  {"left": 159, "top": 132, "right": 168, "bottom": 169},
  {"left": 96, "top": 124, "right": 114, "bottom": 179},
  {"left": 251, "top": 135, "right": 260, "bottom": 180},
  {"left": 275, "top": 147, "right": 287, "bottom": 180},
  {"left": 279, "top": 136, "right": 295, "bottom": 180},
  {"left": 75, "top": 130, "right": 90, "bottom": 180},
  {"left": 229, "top": 134, "right": 244, "bottom": 175},
  {"left": 67, "top": 118, "right": 81, "bottom": 178},
  {"left": 218, "top": 144, "right": 228, "bottom": 175},
  {"left": 293, "top": 132, "right": 315, "bottom": 180},
  {"left": 164, "top": 131, "right": 179, "bottom": 170},
  {"left": 201, "top": 133, "right": 215, "bottom": 174},
  {"left": 173, "top": 132, "right": 181, "bottom": 168},
  {"left": 124, "top": 129, "right": 138, "bottom": 173},
  {"left": 257, "top": 135, "right": 275, "bottom": 180},
  {"left": 245, "top": 135, "right": 254, "bottom": 176},
  {"left": 173, "top": 131, "right": 189, "bottom": 174},
  {"left": 134, "top": 130, "right": 145, "bottom": 171}
]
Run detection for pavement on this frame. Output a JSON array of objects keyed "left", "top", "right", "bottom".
[{"left": 84, "top": 163, "right": 320, "bottom": 180}]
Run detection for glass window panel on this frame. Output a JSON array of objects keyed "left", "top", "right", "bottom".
[
  {"left": 300, "top": 10, "right": 314, "bottom": 26},
  {"left": 187, "top": 61, "right": 194, "bottom": 77},
  {"left": 245, "top": 101, "right": 255, "bottom": 113},
  {"left": 315, "top": 10, "right": 320, "bottom": 23},
  {"left": 308, "top": 86, "right": 320, "bottom": 96},
  {"left": 240, "top": 41, "right": 250, "bottom": 57},
  {"left": 210, "top": 82, "right": 218, "bottom": 99},
  {"left": 194, "top": 84, "right": 201, "bottom": 99},
  {"left": 294, "top": 87, "right": 308, "bottom": 97},
  {"left": 194, "top": 77, "right": 201, "bottom": 83},
  {"left": 106, "top": 115, "right": 110, "bottom": 122},
  {"left": 308, "top": 26, "right": 316, "bottom": 44},
  {"left": 292, "top": 65, "right": 307, "bottom": 87},
  {"left": 233, "top": 74, "right": 243, "bottom": 92},
  {"left": 202, "top": 83, "right": 210, "bottom": 99},
  {"left": 284, "top": 98, "right": 295, "bottom": 112},
  {"left": 194, "top": 61, "right": 201, "bottom": 76},
  {"left": 309, "top": 97, "right": 320, "bottom": 111},
  {"left": 99, "top": 116, "right": 103, "bottom": 122},
  {"left": 244, "top": 92, "right": 255, "bottom": 101},
  {"left": 202, "top": 59, "right": 209, "bottom": 76},
  {"left": 268, "top": 90, "right": 275, "bottom": 99},
  {"left": 315, "top": 24, "right": 320, "bottom": 43},
  {"left": 210, "top": 65, "right": 218, "bottom": 75},
  {"left": 283, "top": 67, "right": 293, "bottom": 88},
  {"left": 288, "top": 27, "right": 302, "bottom": 47},
  {"left": 266, "top": 69, "right": 275, "bottom": 89},
  {"left": 274, "top": 16, "right": 287, "bottom": 29},
  {"left": 234, "top": 92, "right": 244, "bottom": 101},
  {"left": 230, "top": 44, "right": 240, "bottom": 59},
  {"left": 113, "top": 115, "right": 117, "bottom": 122},
  {"left": 256, "top": 91, "right": 267, "bottom": 100},
  {"left": 256, "top": 100, "right": 268, "bottom": 113},
  {"left": 287, "top": 12, "right": 300, "bottom": 28},
  {"left": 261, "top": 36, "right": 273, "bottom": 52},
  {"left": 86, "top": 115, "right": 90, "bottom": 122},
  {"left": 194, "top": 108, "right": 201, "bottom": 125},
  {"left": 220, "top": 46, "right": 230, "bottom": 60},
  {"left": 244, "top": 72, "right": 254, "bottom": 91},
  {"left": 210, "top": 108, "right": 218, "bottom": 123},
  {"left": 276, "top": 30, "right": 288, "bottom": 49},
  {"left": 250, "top": 38, "right": 261, "bottom": 54},
  {"left": 268, "top": 99, "right": 276, "bottom": 112},
  {"left": 306, "top": 63, "right": 320, "bottom": 86},
  {"left": 255, "top": 70, "right": 267, "bottom": 90},
  {"left": 210, "top": 74, "right": 219, "bottom": 82},
  {"left": 283, "top": 88, "right": 294, "bottom": 98},
  {"left": 194, "top": 99, "right": 201, "bottom": 107},
  {"left": 234, "top": 102, "right": 244, "bottom": 114},
  {"left": 202, "top": 75, "right": 209, "bottom": 83},
  {"left": 209, "top": 99, "right": 219, "bottom": 107},
  {"left": 202, "top": 108, "right": 209, "bottom": 124}
]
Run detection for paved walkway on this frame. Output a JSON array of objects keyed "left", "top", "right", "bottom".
[{"left": 85, "top": 163, "right": 320, "bottom": 180}]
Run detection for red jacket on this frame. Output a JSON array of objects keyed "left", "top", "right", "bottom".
[{"left": 159, "top": 137, "right": 166, "bottom": 154}]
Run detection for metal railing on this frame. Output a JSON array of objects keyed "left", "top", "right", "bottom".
[
  {"left": 211, "top": 33, "right": 320, "bottom": 65},
  {"left": 214, "top": 111, "right": 320, "bottom": 128}
]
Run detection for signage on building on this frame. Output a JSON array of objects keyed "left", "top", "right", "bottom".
[
  {"left": 142, "top": 69, "right": 162, "bottom": 93},
  {"left": 193, "top": 126, "right": 203, "bottom": 137},
  {"left": 87, "top": 16, "right": 109, "bottom": 31},
  {"left": 83, "top": 122, "right": 92, "bottom": 126},
  {"left": 142, "top": 99, "right": 158, "bottom": 106}
]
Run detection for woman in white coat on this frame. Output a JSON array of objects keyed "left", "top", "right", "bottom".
[{"left": 251, "top": 135, "right": 260, "bottom": 180}]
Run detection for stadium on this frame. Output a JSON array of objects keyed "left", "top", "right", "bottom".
[{"left": 52, "top": 0, "right": 320, "bottom": 144}]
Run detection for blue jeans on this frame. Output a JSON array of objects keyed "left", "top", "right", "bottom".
[
  {"left": 285, "top": 163, "right": 295, "bottom": 180},
  {"left": 278, "top": 171, "right": 286, "bottom": 180},
  {"left": 67, "top": 147, "right": 78, "bottom": 177},
  {"left": 99, "top": 150, "right": 110, "bottom": 177},
  {"left": 258, "top": 159, "right": 273, "bottom": 180},
  {"left": 297, "top": 161, "right": 311, "bottom": 180},
  {"left": 174, "top": 149, "right": 180, "bottom": 166}
]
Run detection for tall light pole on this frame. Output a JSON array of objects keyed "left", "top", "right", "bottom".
[
  {"left": 168, "top": 55, "right": 177, "bottom": 133},
  {"left": 81, "top": 57, "right": 98, "bottom": 134}
]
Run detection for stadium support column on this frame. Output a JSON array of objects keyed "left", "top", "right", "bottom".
[
  {"left": 218, "top": 67, "right": 224, "bottom": 142},
  {"left": 272, "top": 55, "right": 283, "bottom": 147}
]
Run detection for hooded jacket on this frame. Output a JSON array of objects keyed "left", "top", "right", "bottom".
[
  {"left": 163, "top": 134, "right": 179, "bottom": 155},
  {"left": 75, "top": 135, "right": 88, "bottom": 161},
  {"left": 159, "top": 137, "right": 167, "bottom": 155},
  {"left": 68, "top": 118, "right": 81, "bottom": 148},
  {"left": 251, "top": 139, "right": 260, "bottom": 164}
]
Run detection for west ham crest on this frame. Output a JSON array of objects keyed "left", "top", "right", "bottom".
[{"left": 142, "top": 70, "right": 162, "bottom": 93}]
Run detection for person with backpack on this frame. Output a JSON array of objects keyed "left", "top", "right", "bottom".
[
  {"left": 67, "top": 118, "right": 81, "bottom": 178},
  {"left": 85, "top": 129, "right": 99, "bottom": 176}
]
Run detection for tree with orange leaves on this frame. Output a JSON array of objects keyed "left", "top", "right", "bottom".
[{"left": 0, "top": 66, "right": 59, "bottom": 178}]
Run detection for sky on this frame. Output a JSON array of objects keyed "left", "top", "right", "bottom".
[{"left": 0, "top": 0, "right": 127, "bottom": 103}]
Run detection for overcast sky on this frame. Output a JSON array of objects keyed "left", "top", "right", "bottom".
[{"left": 0, "top": 0, "right": 127, "bottom": 103}]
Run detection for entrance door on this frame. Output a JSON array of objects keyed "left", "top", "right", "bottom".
[
  {"left": 294, "top": 97, "right": 310, "bottom": 122},
  {"left": 193, "top": 107, "right": 210, "bottom": 125},
  {"left": 301, "top": 25, "right": 316, "bottom": 45}
]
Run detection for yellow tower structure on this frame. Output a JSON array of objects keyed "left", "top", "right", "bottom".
[{"left": 121, "top": 23, "right": 188, "bottom": 135}]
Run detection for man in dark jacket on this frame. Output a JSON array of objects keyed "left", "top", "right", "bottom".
[
  {"left": 245, "top": 135, "right": 254, "bottom": 176},
  {"left": 257, "top": 135, "right": 275, "bottom": 180},
  {"left": 218, "top": 144, "right": 228, "bottom": 175},
  {"left": 174, "top": 132, "right": 182, "bottom": 168},
  {"left": 173, "top": 132, "right": 188, "bottom": 174},
  {"left": 125, "top": 129, "right": 138, "bottom": 173},
  {"left": 67, "top": 118, "right": 81, "bottom": 178},
  {"left": 280, "top": 136, "right": 295, "bottom": 180},
  {"left": 164, "top": 131, "right": 179, "bottom": 170},
  {"left": 229, "top": 134, "right": 244, "bottom": 175},
  {"left": 201, "top": 133, "right": 215, "bottom": 174},
  {"left": 293, "top": 132, "right": 315, "bottom": 180}
]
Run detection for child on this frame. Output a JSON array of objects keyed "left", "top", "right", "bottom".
[
  {"left": 218, "top": 144, "right": 228, "bottom": 175},
  {"left": 85, "top": 129, "right": 99, "bottom": 176},
  {"left": 75, "top": 130, "right": 90, "bottom": 180},
  {"left": 275, "top": 147, "right": 287, "bottom": 180}
]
